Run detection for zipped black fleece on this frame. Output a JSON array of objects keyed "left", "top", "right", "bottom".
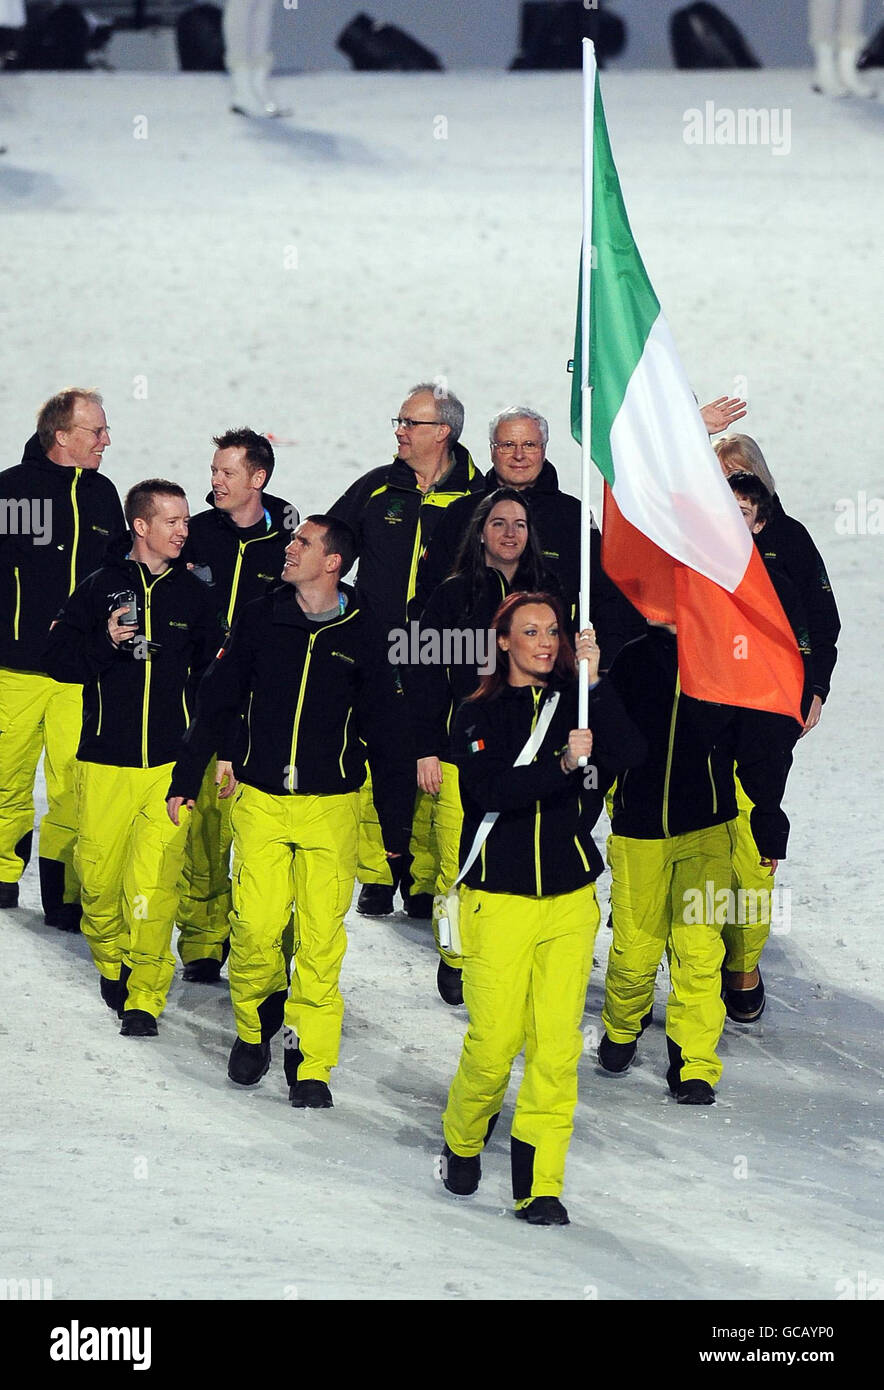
[
  {"left": 42, "top": 553, "right": 224, "bottom": 767},
  {"left": 606, "top": 627, "right": 795, "bottom": 859},
  {"left": 167, "top": 582, "right": 413, "bottom": 854},
  {"left": 0, "top": 434, "right": 126, "bottom": 672},
  {"left": 451, "top": 677, "right": 647, "bottom": 898},
  {"left": 756, "top": 495, "right": 840, "bottom": 702},
  {"left": 181, "top": 490, "right": 298, "bottom": 632},
  {"left": 328, "top": 441, "right": 483, "bottom": 631}
]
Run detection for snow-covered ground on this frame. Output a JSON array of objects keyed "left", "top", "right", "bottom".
[{"left": 0, "top": 68, "right": 882, "bottom": 1302}]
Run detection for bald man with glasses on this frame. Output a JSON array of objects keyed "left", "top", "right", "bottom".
[{"left": 0, "top": 388, "right": 125, "bottom": 927}]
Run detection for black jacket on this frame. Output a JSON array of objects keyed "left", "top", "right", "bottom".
[
  {"left": 0, "top": 435, "right": 126, "bottom": 673},
  {"left": 606, "top": 628, "right": 794, "bottom": 859},
  {"left": 756, "top": 496, "right": 840, "bottom": 702},
  {"left": 181, "top": 491, "right": 297, "bottom": 632},
  {"left": 167, "top": 582, "right": 413, "bottom": 853},
  {"left": 402, "top": 564, "right": 563, "bottom": 762},
  {"left": 42, "top": 553, "right": 224, "bottom": 768},
  {"left": 328, "top": 442, "right": 484, "bottom": 630},
  {"left": 414, "top": 460, "right": 645, "bottom": 663},
  {"left": 451, "top": 677, "right": 647, "bottom": 898}
]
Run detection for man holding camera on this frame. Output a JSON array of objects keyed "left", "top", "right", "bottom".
[{"left": 43, "top": 480, "right": 223, "bottom": 1036}]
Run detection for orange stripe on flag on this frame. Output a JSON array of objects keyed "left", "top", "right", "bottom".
[{"left": 602, "top": 484, "right": 804, "bottom": 723}]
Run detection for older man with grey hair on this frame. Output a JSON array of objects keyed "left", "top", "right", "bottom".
[
  {"left": 416, "top": 404, "right": 643, "bottom": 663},
  {"left": 329, "top": 381, "right": 484, "bottom": 918}
]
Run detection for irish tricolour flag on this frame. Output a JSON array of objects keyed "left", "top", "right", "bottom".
[{"left": 571, "top": 49, "right": 803, "bottom": 724}]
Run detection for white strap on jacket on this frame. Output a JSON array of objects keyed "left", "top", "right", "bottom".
[{"left": 453, "top": 691, "right": 561, "bottom": 887}]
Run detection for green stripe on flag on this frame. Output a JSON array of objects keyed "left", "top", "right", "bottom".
[{"left": 570, "top": 74, "right": 662, "bottom": 483}]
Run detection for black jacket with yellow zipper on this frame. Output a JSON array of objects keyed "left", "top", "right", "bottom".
[
  {"left": 0, "top": 434, "right": 126, "bottom": 673},
  {"left": 42, "top": 551, "right": 224, "bottom": 768},
  {"left": 167, "top": 582, "right": 413, "bottom": 854},
  {"left": 451, "top": 676, "right": 647, "bottom": 898},
  {"left": 180, "top": 490, "right": 297, "bottom": 633},
  {"left": 605, "top": 626, "right": 796, "bottom": 860},
  {"left": 328, "top": 442, "right": 484, "bottom": 631}
]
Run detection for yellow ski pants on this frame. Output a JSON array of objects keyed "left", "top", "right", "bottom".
[
  {"left": 229, "top": 783, "right": 359, "bottom": 1081},
  {"left": 0, "top": 668, "right": 81, "bottom": 896},
  {"left": 428, "top": 760, "right": 464, "bottom": 968},
  {"left": 603, "top": 824, "right": 734, "bottom": 1086},
  {"left": 443, "top": 882, "right": 599, "bottom": 1203},
  {"left": 723, "top": 774, "right": 774, "bottom": 974},
  {"left": 74, "top": 760, "right": 190, "bottom": 1016},
  {"left": 356, "top": 769, "right": 435, "bottom": 896},
  {"left": 176, "top": 757, "right": 233, "bottom": 964}
]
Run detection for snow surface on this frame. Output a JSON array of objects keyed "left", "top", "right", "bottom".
[{"left": 0, "top": 68, "right": 882, "bottom": 1302}]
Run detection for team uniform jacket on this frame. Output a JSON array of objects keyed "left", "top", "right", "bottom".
[
  {"left": 42, "top": 552, "right": 224, "bottom": 768},
  {"left": 756, "top": 495, "right": 840, "bottom": 703},
  {"left": 167, "top": 582, "right": 413, "bottom": 853},
  {"left": 402, "top": 564, "right": 563, "bottom": 762},
  {"left": 605, "top": 627, "right": 794, "bottom": 860},
  {"left": 181, "top": 491, "right": 297, "bottom": 632},
  {"left": 0, "top": 434, "right": 126, "bottom": 673},
  {"left": 414, "top": 460, "right": 645, "bottom": 662},
  {"left": 451, "top": 677, "right": 647, "bottom": 898},
  {"left": 328, "top": 442, "right": 484, "bottom": 630}
]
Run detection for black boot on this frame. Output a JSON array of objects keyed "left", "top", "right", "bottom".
[
  {"left": 120, "top": 1010, "right": 158, "bottom": 1037},
  {"left": 228, "top": 1037, "right": 271, "bottom": 1085},
  {"left": 182, "top": 957, "right": 223, "bottom": 983},
  {"left": 283, "top": 1027, "right": 304, "bottom": 1086},
  {"left": 289, "top": 1079, "right": 333, "bottom": 1108},
  {"left": 440, "top": 1142, "right": 480, "bottom": 1195},
  {"left": 597, "top": 1033, "right": 636, "bottom": 1073},
  {"left": 436, "top": 958, "right": 464, "bottom": 1006},
  {"left": 44, "top": 903, "right": 82, "bottom": 932},
  {"left": 0, "top": 881, "right": 19, "bottom": 909},
  {"left": 515, "top": 1196, "right": 570, "bottom": 1226},
  {"left": 100, "top": 975, "right": 123, "bottom": 1012},
  {"left": 356, "top": 882, "right": 395, "bottom": 916},
  {"left": 723, "top": 968, "right": 765, "bottom": 1023},
  {"left": 677, "top": 1078, "right": 715, "bottom": 1105}
]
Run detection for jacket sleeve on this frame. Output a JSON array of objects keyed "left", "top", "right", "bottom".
[
  {"left": 399, "top": 581, "right": 457, "bottom": 759},
  {"left": 586, "top": 678, "right": 649, "bottom": 775},
  {"left": 168, "top": 612, "right": 254, "bottom": 801},
  {"left": 327, "top": 473, "right": 377, "bottom": 552},
  {"left": 42, "top": 575, "right": 123, "bottom": 684},
  {"left": 354, "top": 624, "right": 415, "bottom": 856},
  {"left": 731, "top": 709, "right": 794, "bottom": 861},
  {"left": 452, "top": 700, "right": 572, "bottom": 813},
  {"left": 589, "top": 526, "right": 647, "bottom": 670},
  {"left": 788, "top": 520, "right": 840, "bottom": 701}
]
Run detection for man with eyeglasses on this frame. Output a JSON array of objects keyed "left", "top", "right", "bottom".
[
  {"left": 0, "top": 388, "right": 125, "bottom": 927},
  {"left": 329, "top": 382, "right": 484, "bottom": 918},
  {"left": 417, "top": 406, "right": 644, "bottom": 664}
]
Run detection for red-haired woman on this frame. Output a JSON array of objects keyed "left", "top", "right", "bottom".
[{"left": 439, "top": 592, "right": 645, "bottom": 1226}]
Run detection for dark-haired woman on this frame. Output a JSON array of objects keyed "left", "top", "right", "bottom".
[
  {"left": 439, "top": 592, "right": 645, "bottom": 1226},
  {"left": 403, "top": 490, "right": 560, "bottom": 1005}
]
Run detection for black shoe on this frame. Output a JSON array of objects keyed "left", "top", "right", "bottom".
[
  {"left": 183, "top": 957, "right": 223, "bottom": 984},
  {"left": 676, "top": 1078, "right": 715, "bottom": 1106},
  {"left": 228, "top": 1037, "right": 271, "bottom": 1085},
  {"left": 282, "top": 1027, "right": 303, "bottom": 1087},
  {"left": 0, "top": 881, "right": 19, "bottom": 909},
  {"left": 723, "top": 968, "right": 766, "bottom": 1023},
  {"left": 356, "top": 883, "right": 395, "bottom": 916},
  {"left": 515, "top": 1196, "right": 570, "bottom": 1226},
  {"left": 99, "top": 976, "right": 123, "bottom": 1012},
  {"left": 402, "top": 891, "right": 433, "bottom": 920},
  {"left": 440, "top": 1142, "right": 480, "bottom": 1195},
  {"left": 437, "top": 958, "right": 464, "bottom": 1006},
  {"left": 289, "top": 1079, "right": 333, "bottom": 1108},
  {"left": 640, "top": 1007, "right": 653, "bottom": 1034},
  {"left": 120, "top": 1010, "right": 158, "bottom": 1038},
  {"left": 597, "top": 1034, "right": 636, "bottom": 1073},
  {"left": 43, "top": 903, "right": 82, "bottom": 932}
]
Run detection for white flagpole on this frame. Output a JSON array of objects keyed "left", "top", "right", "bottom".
[{"left": 578, "top": 37, "right": 596, "bottom": 745}]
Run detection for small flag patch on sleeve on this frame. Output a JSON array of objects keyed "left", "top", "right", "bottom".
[{"left": 468, "top": 739, "right": 485, "bottom": 754}]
